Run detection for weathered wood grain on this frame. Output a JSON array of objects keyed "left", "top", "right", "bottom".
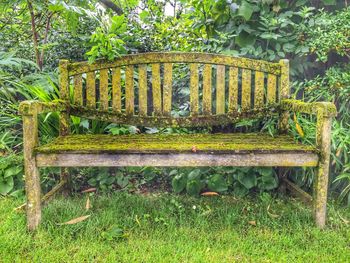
[
  {"left": 267, "top": 74, "right": 277, "bottom": 104},
  {"left": 138, "top": 64, "right": 147, "bottom": 116},
  {"left": 99, "top": 69, "right": 109, "bottom": 110},
  {"left": 254, "top": 71, "right": 265, "bottom": 108},
  {"left": 228, "top": 67, "right": 238, "bottom": 113},
  {"left": 202, "top": 64, "right": 212, "bottom": 115},
  {"left": 163, "top": 63, "right": 173, "bottom": 116},
  {"left": 241, "top": 69, "right": 251, "bottom": 110},
  {"left": 152, "top": 63, "right": 161, "bottom": 115},
  {"left": 36, "top": 152, "right": 318, "bottom": 167},
  {"left": 125, "top": 65, "right": 134, "bottom": 115},
  {"left": 86, "top": 71, "right": 96, "bottom": 108},
  {"left": 23, "top": 114, "right": 41, "bottom": 230},
  {"left": 190, "top": 63, "right": 199, "bottom": 116},
  {"left": 216, "top": 65, "right": 225, "bottom": 114},
  {"left": 314, "top": 113, "right": 332, "bottom": 229},
  {"left": 68, "top": 52, "right": 282, "bottom": 76},
  {"left": 73, "top": 74, "right": 83, "bottom": 106},
  {"left": 112, "top": 67, "right": 121, "bottom": 113}
]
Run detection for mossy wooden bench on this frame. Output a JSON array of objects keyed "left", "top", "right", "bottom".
[{"left": 19, "top": 52, "right": 336, "bottom": 231}]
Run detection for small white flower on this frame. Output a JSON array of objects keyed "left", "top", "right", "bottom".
[{"left": 192, "top": 205, "right": 196, "bottom": 210}]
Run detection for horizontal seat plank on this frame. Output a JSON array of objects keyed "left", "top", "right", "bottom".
[
  {"left": 35, "top": 133, "right": 316, "bottom": 154},
  {"left": 36, "top": 153, "right": 318, "bottom": 167}
]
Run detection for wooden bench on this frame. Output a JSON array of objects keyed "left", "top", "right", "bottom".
[{"left": 19, "top": 52, "right": 336, "bottom": 231}]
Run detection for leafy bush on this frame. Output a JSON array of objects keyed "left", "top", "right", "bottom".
[{"left": 171, "top": 167, "right": 278, "bottom": 196}]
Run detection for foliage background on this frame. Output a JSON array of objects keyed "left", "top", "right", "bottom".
[{"left": 0, "top": 0, "right": 349, "bottom": 203}]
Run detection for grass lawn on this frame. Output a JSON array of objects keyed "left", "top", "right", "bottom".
[{"left": 0, "top": 192, "right": 349, "bottom": 262}]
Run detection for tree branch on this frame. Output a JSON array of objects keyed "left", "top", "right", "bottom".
[
  {"left": 99, "top": 0, "right": 123, "bottom": 15},
  {"left": 27, "top": 0, "right": 42, "bottom": 70},
  {"left": 39, "top": 12, "right": 53, "bottom": 68}
]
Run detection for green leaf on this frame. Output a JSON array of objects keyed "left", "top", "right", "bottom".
[
  {"left": 116, "top": 176, "right": 129, "bottom": 188},
  {"left": 238, "top": 1, "right": 254, "bottom": 21},
  {"left": 172, "top": 174, "right": 187, "bottom": 193},
  {"left": 186, "top": 179, "right": 203, "bottom": 196},
  {"left": 256, "top": 167, "right": 273, "bottom": 177},
  {"left": 283, "top": 43, "right": 295, "bottom": 52},
  {"left": 208, "top": 174, "right": 228, "bottom": 192},
  {"left": 188, "top": 169, "right": 201, "bottom": 181},
  {"left": 235, "top": 31, "right": 256, "bottom": 48},
  {"left": 233, "top": 182, "right": 249, "bottom": 196},
  {"left": 237, "top": 173, "right": 257, "bottom": 189},
  {"left": 258, "top": 174, "right": 278, "bottom": 191},
  {"left": 322, "top": 0, "right": 335, "bottom": 5},
  {"left": 0, "top": 176, "right": 14, "bottom": 195},
  {"left": 4, "top": 166, "right": 22, "bottom": 178}
]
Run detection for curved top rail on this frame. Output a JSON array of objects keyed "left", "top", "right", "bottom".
[{"left": 65, "top": 52, "right": 281, "bottom": 76}]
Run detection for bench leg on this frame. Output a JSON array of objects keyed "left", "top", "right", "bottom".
[
  {"left": 23, "top": 115, "right": 41, "bottom": 231},
  {"left": 313, "top": 163, "right": 329, "bottom": 228},
  {"left": 313, "top": 114, "right": 332, "bottom": 229},
  {"left": 277, "top": 168, "right": 287, "bottom": 194},
  {"left": 60, "top": 168, "right": 71, "bottom": 195}
]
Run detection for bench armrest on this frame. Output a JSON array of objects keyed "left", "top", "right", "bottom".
[
  {"left": 280, "top": 99, "right": 337, "bottom": 118},
  {"left": 18, "top": 100, "right": 69, "bottom": 116}
]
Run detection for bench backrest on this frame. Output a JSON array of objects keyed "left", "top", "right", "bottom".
[{"left": 59, "top": 52, "right": 289, "bottom": 127}]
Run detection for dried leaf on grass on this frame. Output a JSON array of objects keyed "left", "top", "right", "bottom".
[
  {"left": 81, "top": 188, "right": 97, "bottom": 193},
  {"left": 267, "top": 204, "right": 280, "bottom": 218},
  {"left": 201, "top": 192, "right": 219, "bottom": 196},
  {"left": 85, "top": 196, "right": 91, "bottom": 211},
  {"left": 248, "top": 220, "right": 256, "bottom": 226},
  {"left": 58, "top": 215, "right": 91, "bottom": 225},
  {"left": 338, "top": 212, "right": 349, "bottom": 224}
]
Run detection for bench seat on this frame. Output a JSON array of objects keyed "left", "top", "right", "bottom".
[
  {"left": 36, "top": 133, "right": 315, "bottom": 154},
  {"left": 34, "top": 133, "right": 319, "bottom": 168},
  {"left": 18, "top": 52, "right": 336, "bottom": 230}
]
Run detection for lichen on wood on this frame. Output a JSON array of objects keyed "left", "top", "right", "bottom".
[
  {"left": 18, "top": 100, "right": 69, "bottom": 115},
  {"left": 67, "top": 52, "right": 282, "bottom": 76},
  {"left": 23, "top": 114, "right": 41, "bottom": 230},
  {"left": 202, "top": 64, "right": 212, "bottom": 114},
  {"left": 69, "top": 104, "right": 279, "bottom": 127},
  {"left": 190, "top": 63, "right": 199, "bottom": 116},
  {"left": 280, "top": 99, "right": 337, "bottom": 117},
  {"left": 35, "top": 133, "right": 317, "bottom": 155}
]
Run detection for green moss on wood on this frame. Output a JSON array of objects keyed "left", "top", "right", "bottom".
[
  {"left": 18, "top": 100, "right": 69, "bottom": 115},
  {"left": 67, "top": 52, "right": 282, "bottom": 76},
  {"left": 35, "top": 133, "right": 316, "bottom": 155},
  {"left": 69, "top": 105, "right": 279, "bottom": 128},
  {"left": 280, "top": 99, "right": 337, "bottom": 117}
]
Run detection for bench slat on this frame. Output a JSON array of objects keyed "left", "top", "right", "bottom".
[
  {"left": 216, "top": 65, "right": 225, "bottom": 114},
  {"left": 37, "top": 152, "right": 319, "bottom": 167},
  {"left": 241, "top": 69, "right": 251, "bottom": 110},
  {"left": 138, "top": 64, "right": 147, "bottom": 116},
  {"left": 228, "top": 67, "right": 238, "bottom": 113},
  {"left": 112, "top": 67, "right": 121, "bottom": 113},
  {"left": 267, "top": 74, "right": 277, "bottom": 104},
  {"left": 125, "top": 65, "right": 134, "bottom": 115},
  {"left": 202, "top": 64, "right": 212, "bottom": 115},
  {"left": 152, "top": 63, "right": 161, "bottom": 115},
  {"left": 99, "top": 69, "right": 109, "bottom": 110},
  {"left": 86, "top": 72, "right": 96, "bottom": 108},
  {"left": 163, "top": 63, "right": 173, "bottom": 116},
  {"left": 68, "top": 52, "right": 282, "bottom": 76},
  {"left": 190, "top": 63, "right": 199, "bottom": 116},
  {"left": 280, "top": 59, "right": 289, "bottom": 99},
  {"left": 73, "top": 74, "right": 83, "bottom": 106},
  {"left": 254, "top": 71, "right": 264, "bottom": 108}
]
